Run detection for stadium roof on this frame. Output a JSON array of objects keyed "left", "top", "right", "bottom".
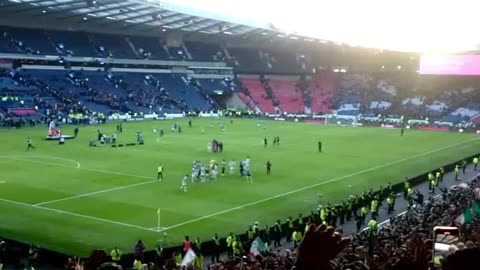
[
  {"left": 0, "top": 0, "right": 275, "bottom": 40},
  {"left": 1, "top": 0, "right": 479, "bottom": 53}
]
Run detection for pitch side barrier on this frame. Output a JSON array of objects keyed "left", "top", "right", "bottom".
[{"left": 0, "top": 152, "right": 478, "bottom": 268}]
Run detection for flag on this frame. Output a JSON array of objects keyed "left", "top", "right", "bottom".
[
  {"left": 455, "top": 207, "right": 473, "bottom": 225},
  {"left": 472, "top": 202, "right": 480, "bottom": 216},
  {"left": 180, "top": 248, "right": 196, "bottom": 266},
  {"left": 249, "top": 237, "right": 266, "bottom": 256}
]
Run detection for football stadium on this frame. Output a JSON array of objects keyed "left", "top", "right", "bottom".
[{"left": 1, "top": 1, "right": 480, "bottom": 270}]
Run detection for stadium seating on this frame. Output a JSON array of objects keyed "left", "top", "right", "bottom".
[
  {"left": 1, "top": 69, "right": 217, "bottom": 114},
  {"left": 10, "top": 28, "right": 54, "bottom": 55},
  {"left": 186, "top": 41, "right": 222, "bottom": 62},
  {"left": 46, "top": 30, "right": 96, "bottom": 57},
  {"left": 92, "top": 33, "right": 137, "bottom": 59},
  {"left": 267, "top": 76, "right": 304, "bottom": 114},
  {"left": 240, "top": 78, "right": 275, "bottom": 113},
  {"left": 309, "top": 72, "right": 336, "bottom": 114},
  {"left": 128, "top": 36, "right": 169, "bottom": 60},
  {"left": 195, "top": 78, "right": 233, "bottom": 94},
  {"left": 2, "top": 26, "right": 480, "bottom": 124}
]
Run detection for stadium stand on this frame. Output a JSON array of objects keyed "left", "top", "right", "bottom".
[
  {"left": 3, "top": 4, "right": 480, "bottom": 270},
  {"left": 309, "top": 72, "right": 336, "bottom": 114},
  {"left": 240, "top": 77, "right": 276, "bottom": 113},
  {"left": 267, "top": 76, "right": 304, "bottom": 114}
]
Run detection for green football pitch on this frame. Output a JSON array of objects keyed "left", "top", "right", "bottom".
[{"left": 0, "top": 118, "right": 479, "bottom": 256}]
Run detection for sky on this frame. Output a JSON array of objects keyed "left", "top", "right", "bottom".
[{"left": 156, "top": 0, "right": 480, "bottom": 53}]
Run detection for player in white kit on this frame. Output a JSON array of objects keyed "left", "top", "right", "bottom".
[
  {"left": 229, "top": 160, "right": 236, "bottom": 175},
  {"left": 180, "top": 174, "right": 188, "bottom": 192},
  {"left": 212, "top": 164, "right": 218, "bottom": 180}
]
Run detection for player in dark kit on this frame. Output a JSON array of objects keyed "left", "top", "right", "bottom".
[
  {"left": 276, "top": 136, "right": 280, "bottom": 146},
  {"left": 266, "top": 160, "right": 272, "bottom": 175},
  {"left": 239, "top": 162, "right": 244, "bottom": 176},
  {"left": 74, "top": 126, "right": 79, "bottom": 137},
  {"left": 318, "top": 141, "right": 322, "bottom": 152},
  {"left": 400, "top": 128, "right": 404, "bottom": 136},
  {"left": 26, "top": 137, "right": 35, "bottom": 151},
  {"left": 188, "top": 120, "right": 192, "bottom": 128},
  {"left": 273, "top": 137, "right": 277, "bottom": 146},
  {"left": 221, "top": 159, "right": 226, "bottom": 176},
  {"left": 264, "top": 137, "right": 268, "bottom": 147}
]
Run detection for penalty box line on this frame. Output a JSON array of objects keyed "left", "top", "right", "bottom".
[
  {"left": 34, "top": 180, "right": 158, "bottom": 206},
  {"left": 0, "top": 156, "right": 154, "bottom": 181},
  {"left": 0, "top": 198, "right": 157, "bottom": 232}
]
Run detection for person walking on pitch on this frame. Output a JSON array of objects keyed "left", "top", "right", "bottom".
[
  {"left": 180, "top": 174, "right": 188, "bottom": 192},
  {"left": 26, "top": 137, "right": 35, "bottom": 151},
  {"left": 157, "top": 163, "right": 164, "bottom": 181}
]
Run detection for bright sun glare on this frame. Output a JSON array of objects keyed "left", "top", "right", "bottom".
[{"left": 159, "top": 0, "right": 479, "bottom": 53}]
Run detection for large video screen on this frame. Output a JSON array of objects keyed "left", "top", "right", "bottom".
[{"left": 419, "top": 55, "right": 480, "bottom": 75}]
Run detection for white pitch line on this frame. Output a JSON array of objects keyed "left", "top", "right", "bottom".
[
  {"left": 81, "top": 167, "right": 154, "bottom": 180},
  {"left": 0, "top": 156, "right": 77, "bottom": 169},
  {"left": 0, "top": 155, "right": 81, "bottom": 168},
  {"left": 161, "top": 137, "right": 480, "bottom": 232},
  {"left": 0, "top": 156, "right": 152, "bottom": 180},
  {"left": 0, "top": 198, "right": 154, "bottom": 232},
  {"left": 0, "top": 137, "right": 478, "bottom": 233},
  {"left": 34, "top": 179, "right": 158, "bottom": 206}
]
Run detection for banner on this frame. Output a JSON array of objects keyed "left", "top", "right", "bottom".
[{"left": 181, "top": 249, "right": 196, "bottom": 266}]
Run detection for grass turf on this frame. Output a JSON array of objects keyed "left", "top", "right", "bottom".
[{"left": 0, "top": 118, "right": 479, "bottom": 256}]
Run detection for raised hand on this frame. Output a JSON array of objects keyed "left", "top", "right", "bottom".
[{"left": 294, "top": 224, "right": 350, "bottom": 270}]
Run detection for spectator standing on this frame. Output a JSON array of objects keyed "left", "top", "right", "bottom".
[
  {"left": 27, "top": 244, "right": 38, "bottom": 270},
  {"left": 404, "top": 179, "right": 410, "bottom": 199},
  {"left": 110, "top": 247, "right": 121, "bottom": 265},
  {"left": 133, "top": 258, "right": 142, "bottom": 270},
  {"left": 182, "top": 236, "right": 191, "bottom": 257},
  {"left": 455, "top": 164, "right": 460, "bottom": 180},
  {"left": 133, "top": 240, "right": 144, "bottom": 261},
  {"left": 226, "top": 233, "right": 234, "bottom": 258},
  {"left": 211, "top": 233, "right": 221, "bottom": 263},
  {"left": 292, "top": 230, "right": 302, "bottom": 249},
  {"left": 0, "top": 240, "right": 5, "bottom": 270}
]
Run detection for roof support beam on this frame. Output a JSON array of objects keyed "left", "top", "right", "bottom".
[
  {"left": 185, "top": 21, "right": 224, "bottom": 36},
  {"left": 96, "top": 8, "right": 163, "bottom": 26},
  {"left": 160, "top": 15, "right": 196, "bottom": 28},
  {"left": 16, "top": 0, "right": 86, "bottom": 15},
  {"left": 122, "top": 12, "right": 179, "bottom": 30},
  {"left": 239, "top": 28, "right": 265, "bottom": 39},
  {"left": 220, "top": 24, "right": 246, "bottom": 34},
  {"left": 1, "top": 0, "right": 49, "bottom": 9},
  {"left": 65, "top": 3, "right": 140, "bottom": 22}
]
